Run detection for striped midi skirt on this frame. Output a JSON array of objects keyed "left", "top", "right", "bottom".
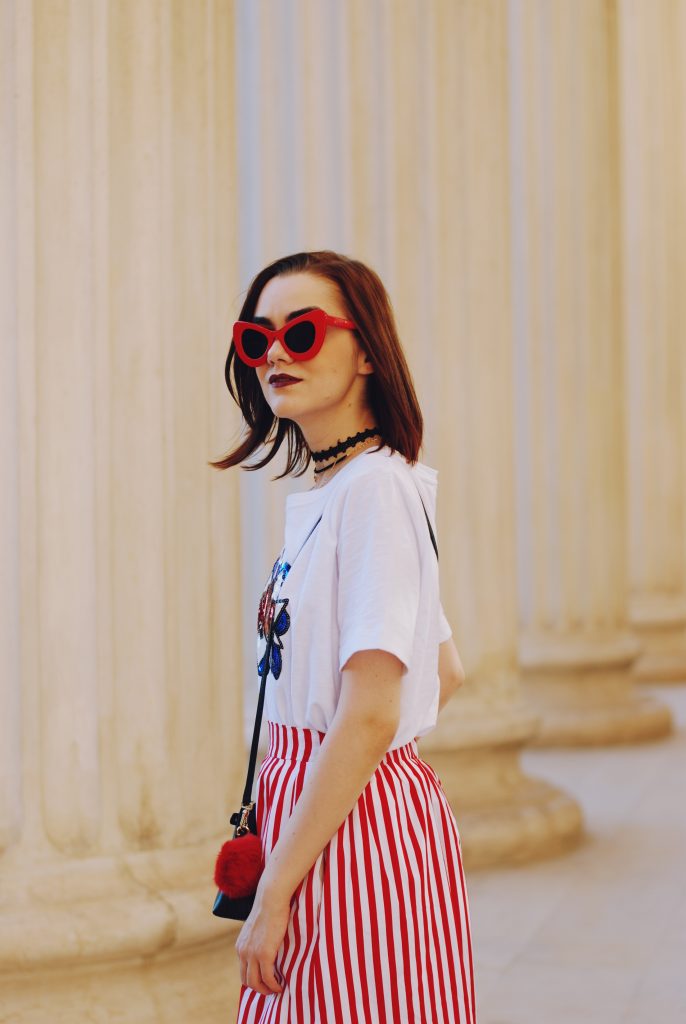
[{"left": 236, "top": 722, "right": 477, "bottom": 1024}]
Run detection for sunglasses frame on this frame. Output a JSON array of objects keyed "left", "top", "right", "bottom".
[{"left": 232, "top": 309, "right": 357, "bottom": 367}]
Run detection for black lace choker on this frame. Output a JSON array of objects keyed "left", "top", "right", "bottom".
[{"left": 311, "top": 427, "right": 381, "bottom": 465}]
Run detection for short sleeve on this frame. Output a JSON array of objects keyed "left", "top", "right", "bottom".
[
  {"left": 337, "top": 469, "right": 421, "bottom": 674},
  {"left": 438, "top": 600, "right": 452, "bottom": 643}
]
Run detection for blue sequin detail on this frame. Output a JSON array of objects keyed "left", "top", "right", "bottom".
[{"left": 256, "top": 554, "right": 292, "bottom": 681}]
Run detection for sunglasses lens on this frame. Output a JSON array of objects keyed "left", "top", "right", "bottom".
[
  {"left": 241, "top": 328, "right": 268, "bottom": 361},
  {"left": 284, "top": 320, "right": 317, "bottom": 354}
]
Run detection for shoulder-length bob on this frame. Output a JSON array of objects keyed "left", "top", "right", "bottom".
[{"left": 209, "top": 250, "right": 423, "bottom": 479}]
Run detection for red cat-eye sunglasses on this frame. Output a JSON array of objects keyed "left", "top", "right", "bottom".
[{"left": 232, "top": 309, "right": 357, "bottom": 367}]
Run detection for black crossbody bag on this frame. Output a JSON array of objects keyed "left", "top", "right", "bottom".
[{"left": 212, "top": 490, "right": 438, "bottom": 920}]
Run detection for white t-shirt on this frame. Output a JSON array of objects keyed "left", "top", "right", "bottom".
[{"left": 255, "top": 445, "right": 453, "bottom": 751}]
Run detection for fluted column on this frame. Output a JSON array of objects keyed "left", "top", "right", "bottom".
[
  {"left": 508, "top": 0, "right": 673, "bottom": 743},
  {"left": 1, "top": 1, "right": 245, "bottom": 1019},
  {"left": 618, "top": 0, "right": 686, "bottom": 684},
  {"left": 0, "top": 0, "right": 22, "bottom": 858},
  {"left": 414, "top": 0, "right": 582, "bottom": 865}
]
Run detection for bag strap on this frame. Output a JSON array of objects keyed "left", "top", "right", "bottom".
[
  {"left": 417, "top": 491, "right": 439, "bottom": 561},
  {"left": 233, "top": 482, "right": 439, "bottom": 827}
]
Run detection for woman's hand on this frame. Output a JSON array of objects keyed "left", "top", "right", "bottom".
[{"left": 235, "top": 885, "right": 290, "bottom": 996}]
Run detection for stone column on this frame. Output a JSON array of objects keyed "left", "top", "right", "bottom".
[
  {"left": 508, "top": 0, "right": 673, "bottom": 743},
  {"left": 618, "top": 0, "right": 686, "bottom": 684},
  {"left": 411, "top": 0, "right": 583, "bottom": 866},
  {"left": 1, "top": 1, "right": 246, "bottom": 1019},
  {"left": 0, "top": 0, "right": 21, "bottom": 861}
]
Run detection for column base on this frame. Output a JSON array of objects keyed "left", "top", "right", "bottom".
[
  {"left": 630, "top": 595, "right": 686, "bottom": 683},
  {"left": 423, "top": 748, "right": 584, "bottom": 870},
  {"left": 0, "top": 938, "right": 241, "bottom": 1024},
  {"left": 519, "top": 630, "right": 674, "bottom": 745},
  {"left": 632, "top": 649, "right": 686, "bottom": 684},
  {"left": 522, "top": 672, "right": 674, "bottom": 745},
  {"left": 418, "top": 699, "right": 584, "bottom": 869},
  {"left": 0, "top": 838, "right": 242, "bottom": 1022}
]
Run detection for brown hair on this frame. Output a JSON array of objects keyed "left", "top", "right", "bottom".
[{"left": 208, "top": 250, "right": 423, "bottom": 479}]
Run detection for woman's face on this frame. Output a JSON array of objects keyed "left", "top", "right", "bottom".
[{"left": 252, "top": 271, "right": 374, "bottom": 431}]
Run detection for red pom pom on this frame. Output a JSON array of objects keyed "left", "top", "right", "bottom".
[{"left": 214, "top": 833, "right": 263, "bottom": 897}]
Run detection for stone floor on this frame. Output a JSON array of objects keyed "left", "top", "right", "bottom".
[{"left": 466, "top": 683, "right": 686, "bottom": 1024}]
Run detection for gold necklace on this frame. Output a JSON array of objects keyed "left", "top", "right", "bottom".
[{"left": 310, "top": 434, "right": 383, "bottom": 490}]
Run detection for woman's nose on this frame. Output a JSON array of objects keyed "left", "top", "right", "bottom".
[{"left": 267, "top": 336, "right": 290, "bottom": 364}]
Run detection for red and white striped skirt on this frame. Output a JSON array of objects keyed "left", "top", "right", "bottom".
[{"left": 236, "top": 722, "right": 477, "bottom": 1024}]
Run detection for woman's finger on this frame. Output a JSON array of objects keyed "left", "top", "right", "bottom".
[
  {"left": 238, "top": 959, "right": 248, "bottom": 987},
  {"left": 246, "top": 959, "right": 271, "bottom": 996},
  {"left": 259, "top": 955, "right": 284, "bottom": 994}
]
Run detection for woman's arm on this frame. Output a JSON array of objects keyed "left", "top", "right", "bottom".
[
  {"left": 437, "top": 634, "right": 465, "bottom": 712},
  {"left": 236, "top": 647, "right": 403, "bottom": 995}
]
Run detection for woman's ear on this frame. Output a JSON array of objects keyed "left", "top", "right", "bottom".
[{"left": 358, "top": 350, "right": 375, "bottom": 375}]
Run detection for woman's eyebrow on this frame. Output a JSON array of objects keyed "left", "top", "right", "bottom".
[{"left": 252, "top": 306, "right": 320, "bottom": 328}]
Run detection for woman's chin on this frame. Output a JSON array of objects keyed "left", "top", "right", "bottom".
[
  {"left": 268, "top": 391, "right": 298, "bottom": 409},
  {"left": 267, "top": 393, "right": 306, "bottom": 423}
]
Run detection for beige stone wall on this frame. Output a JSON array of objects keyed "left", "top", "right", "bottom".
[{"left": 2, "top": 1, "right": 684, "bottom": 1021}]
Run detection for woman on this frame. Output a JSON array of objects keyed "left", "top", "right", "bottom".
[{"left": 212, "top": 251, "right": 476, "bottom": 1023}]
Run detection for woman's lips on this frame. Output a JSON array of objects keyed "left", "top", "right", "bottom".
[{"left": 270, "top": 377, "right": 302, "bottom": 389}]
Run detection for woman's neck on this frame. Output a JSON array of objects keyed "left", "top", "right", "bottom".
[
  {"left": 299, "top": 410, "right": 377, "bottom": 456},
  {"left": 309, "top": 431, "right": 384, "bottom": 490}
]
